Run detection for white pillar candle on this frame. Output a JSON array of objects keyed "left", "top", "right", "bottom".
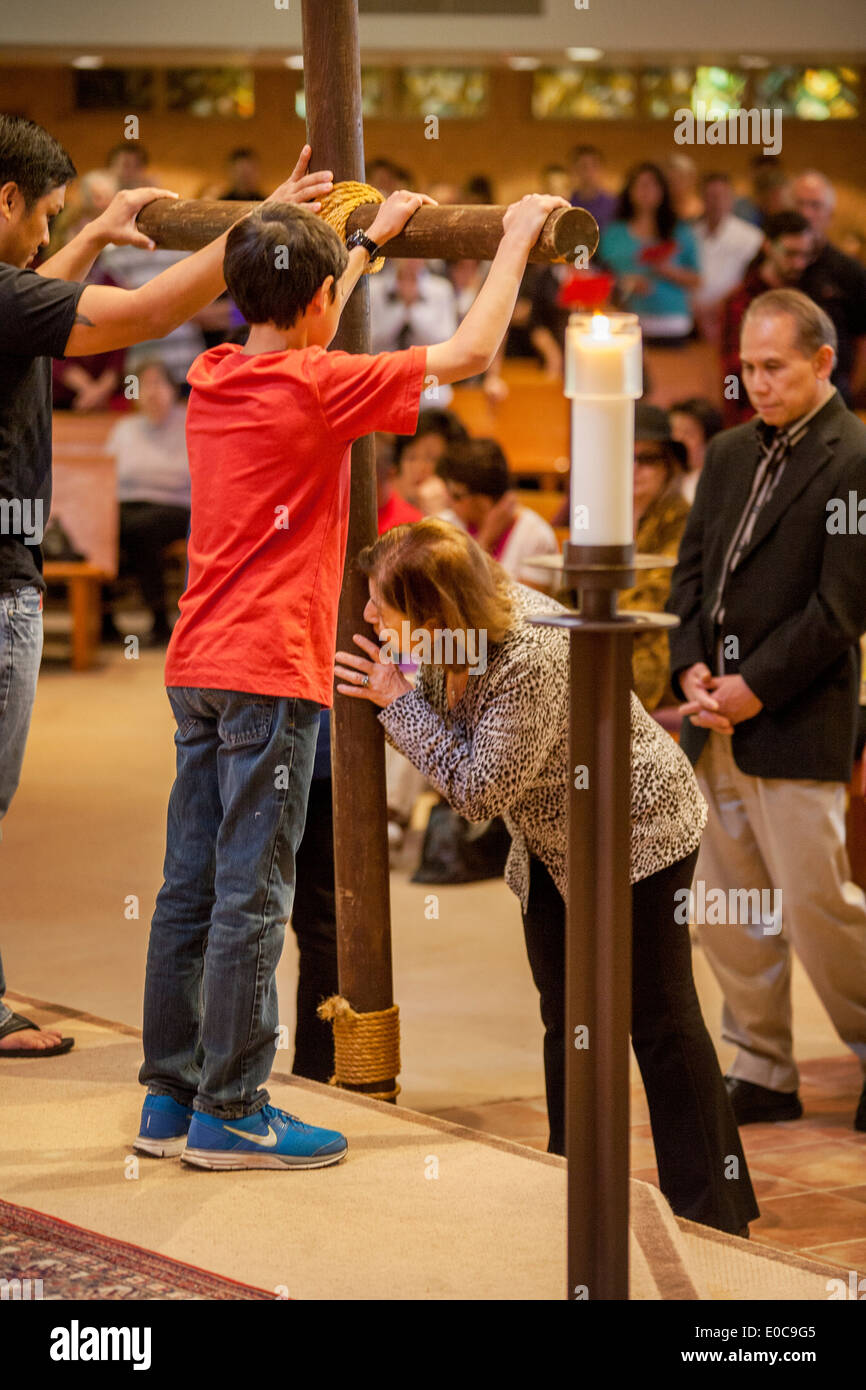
[{"left": 565, "top": 313, "right": 643, "bottom": 547}]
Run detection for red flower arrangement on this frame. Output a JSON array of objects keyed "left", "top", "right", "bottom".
[{"left": 555, "top": 269, "right": 615, "bottom": 311}]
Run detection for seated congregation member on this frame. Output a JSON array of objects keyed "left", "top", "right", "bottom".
[
  {"left": 392, "top": 408, "right": 468, "bottom": 515},
  {"left": 720, "top": 211, "right": 813, "bottom": 426},
  {"left": 51, "top": 180, "right": 128, "bottom": 412},
  {"left": 733, "top": 155, "right": 792, "bottom": 231},
  {"left": 667, "top": 289, "right": 866, "bottom": 1132},
  {"left": 599, "top": 162, "right": 701, "bottom": 345},
  {"left": 368, "top": 256, "right": 459, "bottom": 404},
  {"left": 692, "top": 173, "right": 764, "bottom": 346},
  {"left": 136, "top": 188, "right": 573, "bottom": 1169},
  {"left": 669, "top": 396, "right": 723, "bottom": 505},
  {"left": 375, "top": 432, "right": 422, "bottom": 532},
  {"left": 104, "top": 359, "right": 190, "bottom": 644},
  {"left": 567, "top": 144, "right": 617, "bottom": 233},
  {"left": 618, "top": 406, "right": 691, "bottom": 712},
  {"left": 335, "top": 519, "right": 758, "bottom": 1235},
  {"left": 436, "top": 437, "right": 558, "bottom": 582},
  {"left": 664, "top": 154, "right": 704, "bottom": 225},
  {"left": 794, "top": 171, "right": 866, "bottom": 409},
  {"left": 52, "top": 340, "right": 126, "bottom": 412}
]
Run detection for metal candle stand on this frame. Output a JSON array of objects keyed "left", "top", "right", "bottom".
[{"left": 529, "top": 539, "right": 678, "bottom": 1301}]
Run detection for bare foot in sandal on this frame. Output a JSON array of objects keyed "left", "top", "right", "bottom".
[
  {"left": 0, "top": 1026, "right": 66, "bottom": 1051},
  {"left": 0, "top": 1013, "right": 74, "bottom": 1056}
]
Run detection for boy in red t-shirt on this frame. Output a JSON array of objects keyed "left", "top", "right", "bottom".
[{"left": 135, "top": 187, "right": 568, "bottom": 1171}]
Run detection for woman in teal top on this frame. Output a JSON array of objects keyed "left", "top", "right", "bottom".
[{"left": 600, "top": 162, "right": 701, "bottom": 344}]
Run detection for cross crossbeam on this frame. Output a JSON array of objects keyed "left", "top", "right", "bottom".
[{"left": 136, "top": 198, "right": 599, "bottom": 263}]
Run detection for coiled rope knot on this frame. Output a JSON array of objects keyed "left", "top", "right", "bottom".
[
  {"left": 317, "top": 182, "right": 386, "bottom": 274},
  {"left": 317, "top": 993, "right": 401, "bottom": 1100}
]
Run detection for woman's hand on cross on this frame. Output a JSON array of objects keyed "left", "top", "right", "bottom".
[{"left": 335, "top": 633, "right": 413, "bottom": 708}]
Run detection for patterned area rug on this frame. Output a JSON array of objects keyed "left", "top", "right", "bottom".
[{"left": 0, "top": 1199, "right": 275, "bottom": 1300}]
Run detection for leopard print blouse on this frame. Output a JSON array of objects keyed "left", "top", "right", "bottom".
[{"left": 378, "top": 579, "right": 707, "bottom": 912}]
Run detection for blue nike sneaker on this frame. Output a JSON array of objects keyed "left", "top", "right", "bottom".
[
  {"left": 134, "top": 1094, "right": 194, "bottom": 1158},
  {"left": 182, "top": 1104, "right": 348, "bottom": 1171}
]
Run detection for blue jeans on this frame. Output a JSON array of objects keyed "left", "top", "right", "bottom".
[
  {"left": 0, "top": 585, "right": 44, "bottom": 1026},
  {"left": 140, "top": 687, "right": 321, "bottom": 1117}
]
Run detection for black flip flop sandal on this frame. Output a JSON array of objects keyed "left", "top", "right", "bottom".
[{"left": 0, "top": 1011, "right": 74, "bottom": 1057}]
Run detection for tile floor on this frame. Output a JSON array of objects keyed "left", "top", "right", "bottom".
[{"left": 432, "top": 1056, "right": 866, "bottom": 1275}]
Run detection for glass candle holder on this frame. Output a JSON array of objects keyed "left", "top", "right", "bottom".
[{"left": 565, "top": 312, "right": 643, "bottom": 547}]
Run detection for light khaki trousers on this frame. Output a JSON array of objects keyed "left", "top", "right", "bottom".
[{"left": 693, "top": 732, "right": 866, "bottom": 1093}]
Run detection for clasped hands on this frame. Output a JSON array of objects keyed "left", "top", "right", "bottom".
[{"left": 677, "top": 663, "right": 763, "bottom": 734}]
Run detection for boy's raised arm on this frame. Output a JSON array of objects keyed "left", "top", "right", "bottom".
[
  {"left": 427, "top": 194, "right": 570, "bottom": 386},
  {"left": 332, "top": 189, "right": 437, "bottom": 311}
]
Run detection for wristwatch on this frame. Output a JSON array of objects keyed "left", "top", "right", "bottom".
[{"left": 346, "top": 229, "right": 384, "bottom": 261}]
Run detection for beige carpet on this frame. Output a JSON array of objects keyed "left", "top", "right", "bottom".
[{"left": 0, "top": 1000, "right": 852, "bottom": 1301}]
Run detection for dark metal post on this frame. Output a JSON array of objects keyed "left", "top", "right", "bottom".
[{"left": 531, "top": 544, "right": 677, "bottom": 1300}]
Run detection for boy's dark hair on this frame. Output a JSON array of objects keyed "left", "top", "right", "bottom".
[
  {"left": 228, "top": 146, "right": 257, "bottom": 163},
  {"left": 393, "top": 409, "right": 468, "bottom": 465},
  {"left": 106, "top": 141, "right": 149, "bottom": 166},
  {"left": 764, "top": 210, "right": 810, "bottom": 242},
  {"left": 223, "top": 203, "right": 348, "bottom": 329},
  {"left": 0, "top": 115, "right": 76, "bottom": 210},
  {"left": 436, "top": 438, "right": 510, "bottom": 501}
]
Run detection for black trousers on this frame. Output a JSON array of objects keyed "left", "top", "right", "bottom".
[
  {"left": 522, "top": 850, "right": 760, "bottom": 1235},
  {"left": 290, "top": 775, "right": 339, "bottom": 1082},
  {"left": 118, "top": 502, "right": 190, "bottom": 621}
]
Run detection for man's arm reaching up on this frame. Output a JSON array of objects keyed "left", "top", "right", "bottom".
[{"left": 55, "top": 146, "right": 334, "bottom": 357}]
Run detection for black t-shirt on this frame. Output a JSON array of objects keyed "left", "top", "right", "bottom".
[
  {"left": 799, "top": 242, "right": 866, "bottom": 402},
  {"left": 0, "top": 263, "right": 86, "bottom": 591}
]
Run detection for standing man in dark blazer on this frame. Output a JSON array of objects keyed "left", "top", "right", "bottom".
[{"left": 668, "top": 288, "right": 866, "bottom": 1132}]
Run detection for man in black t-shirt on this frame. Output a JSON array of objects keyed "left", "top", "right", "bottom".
[{"left": 0, "top": 115, "right": 333, "bottom": 1056}]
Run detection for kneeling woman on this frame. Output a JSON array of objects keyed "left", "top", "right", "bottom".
[{"left": 335, "top": 517, "right": 758, "bottom": 1236}]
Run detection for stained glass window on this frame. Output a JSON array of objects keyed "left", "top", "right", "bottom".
[
  {"left": 165, "top": 69, "right": 255, "bottom": 119},
  {"left": 294, "top": 67, "right": 388, "bottom": 121},
  {"left": 397, "top": 68, "right": 489, "bottom": 119},
  {"left": 74, "top": 69, "right": 154, "bottom": 111},
  {"left": 755, "top": 66, "right": 859, "bottom": 120},
  {"left": 692, "top": 66, "right": 747, "bottom": 118},
  {"left": 532, "top": 68, "right": 637, "bottom": 120},
  {"left": 640, "top": 68, "right": 695, "bottom": 120}
]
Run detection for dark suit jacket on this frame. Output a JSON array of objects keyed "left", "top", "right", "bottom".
[{"left": 667, "top": 392, "right": 866, "bottom": 781}]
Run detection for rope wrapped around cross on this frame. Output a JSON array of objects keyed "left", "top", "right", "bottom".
[{"left": 317, "top": 181, "right": 386, "bottom": 273}]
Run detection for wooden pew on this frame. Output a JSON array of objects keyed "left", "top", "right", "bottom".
[
  {"left": 451, "top": 362, "right": 570, "bottom": 486},
  {"left": 643, "top": 341, "right": 723, "bottom": 410},
  {"left": 46, "top": 413, "right": 118, "bottom": 670}
]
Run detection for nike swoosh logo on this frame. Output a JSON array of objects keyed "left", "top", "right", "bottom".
[{"left": 222, "top": 1123, "right": 279, "bottom": 1148}]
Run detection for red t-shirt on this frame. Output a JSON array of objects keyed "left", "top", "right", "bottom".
[
  {"left": 165, "top": 341, "right": 426, "bottom": 704},
  {"left": 377, "top": 490, "right": 423, "bottom": 533}
]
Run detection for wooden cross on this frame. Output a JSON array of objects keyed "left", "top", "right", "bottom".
[
  {"left": 136, "top": 0, "right": 610, "bottom": 1300},
  {"left": 135, "top": 0, "right": 596, "bottom": 1053}
]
